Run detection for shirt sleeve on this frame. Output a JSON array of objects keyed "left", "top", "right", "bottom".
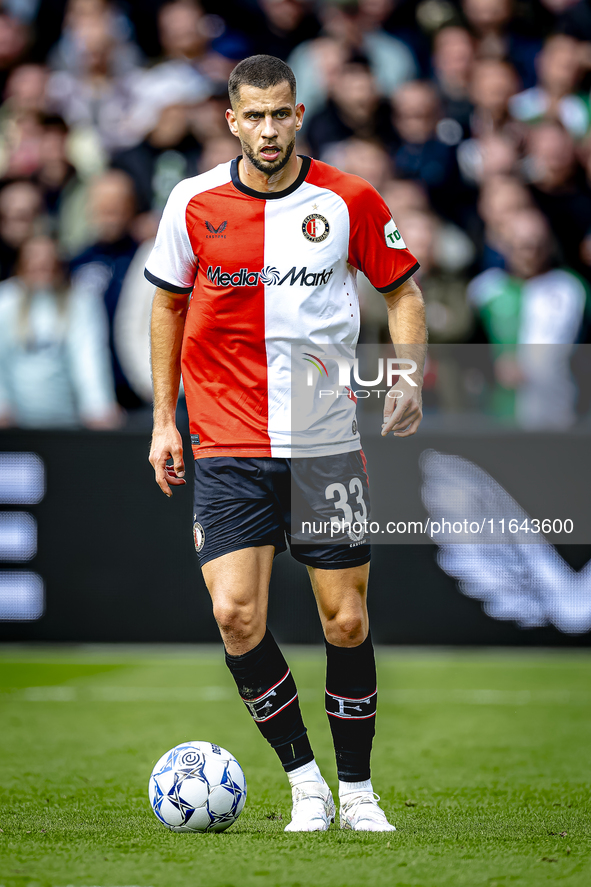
[
  {"left": 144, "top": 181, "right": 197, "bottom": 294},
  {"left": 347, "top": 183, "right": 419, "bottom": 293}
]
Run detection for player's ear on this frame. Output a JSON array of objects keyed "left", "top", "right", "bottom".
[
  {"left": 295, "top": 102, "right": 305, "bottom": 131},
  {"left": 226, "top": 108, "right": 239, "bottom": 137}
]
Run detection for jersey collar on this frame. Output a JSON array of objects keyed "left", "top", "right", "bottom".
[{"left": 230, "top": 155, "right": 311, "bottom": 199}]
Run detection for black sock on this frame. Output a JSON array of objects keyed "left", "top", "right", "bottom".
[
  {"left": 225, "top": 629, "right": 314, "bottom": 773},
  {"left": 325, "top": 632, "right": 376, "bottom": 782}
]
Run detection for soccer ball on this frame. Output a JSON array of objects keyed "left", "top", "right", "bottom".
[{"left": 149, "top": 741, "right": 247, "bottom": 833}]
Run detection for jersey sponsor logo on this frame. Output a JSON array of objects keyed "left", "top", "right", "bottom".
[
  {"left": 259, "top": 266, "right": 280, "bottom": 285},
  {"left": 204, "top": 220, "right": 227, "bottom": 238},
  {"left": 302, "top": 213, "right": 330, "bottom": 242},
  {"left": 384, "top": 217, "right": 406, "bottom": 249},
  {"left": 280, "top": 266, "right": 334, "bottom": 286},
  {"left": 206, "top": 265, "right": 334, "bottom": 287}
]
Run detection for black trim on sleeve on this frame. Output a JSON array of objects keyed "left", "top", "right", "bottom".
[
  {"left": 374, "top": 261, "right": 420, "bottom": 294},
  {"left": 144, "top": 268, "right": 194, "bottom": 294},
  {"left": 230, "top": 155, "right": 312, "bottom": 199}
]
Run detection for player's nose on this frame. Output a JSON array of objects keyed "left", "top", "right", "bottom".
[{"left": 261, "top": 113, "right": 278, "bottom": 137}]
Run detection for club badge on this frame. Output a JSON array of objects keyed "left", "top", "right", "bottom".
[{"left": 302, "top": 213, "right": 330, "bottom": 243}]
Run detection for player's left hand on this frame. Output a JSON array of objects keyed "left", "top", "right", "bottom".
[{"left": 381, "top": 381, "right": 423, "bottom": 438}]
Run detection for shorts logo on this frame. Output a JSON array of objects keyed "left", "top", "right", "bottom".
[
  {"left": 193, "top": 520, "right": 205, "bottom": 553},
  {"left": 384, "top": 217, "right": 406, "bottom": 249},
  {"left": 302, "top": 213, "right": 330, "bottom": 243}
]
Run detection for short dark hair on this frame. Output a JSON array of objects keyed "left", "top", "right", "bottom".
[{"left": 228, "top": 55, "right": 296, "bottom": 107}]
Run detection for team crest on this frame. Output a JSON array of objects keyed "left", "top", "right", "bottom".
[
  {"left": 193, "top": 520, "right": 205, "bottom": 553},
  {"left": 302, "top": 213, "right": 329, "bottom": 243}
]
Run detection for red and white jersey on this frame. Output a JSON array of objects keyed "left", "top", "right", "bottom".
[{"left": 145, "top": 156, "right": 419, "bottom": 459}]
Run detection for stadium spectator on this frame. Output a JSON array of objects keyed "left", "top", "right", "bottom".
[
  {"left": 288, "top": 0, "right": 417, "bottom": 124},
  {"left": 254, "top": 0, "right": 321, "bottom": 60},
  {"left": 1, "top": 63, "right": 48, "bottom": 117},
  {"left": 476, "top": 174, "right": 533, "bottom": 270},
  {"left": 156, "top": 0, "right": 209, "bottom": 67},
  {"left": 391, "top": 80, "right": 464, "bottom": 221},
  {"left": 468, "top": 59, "right": 523, "bottom": 142},
  {"left": 383, "top": 177, "right": 475, "bottom": 275},
  {"left": 306, "top": 54, "right": 393, "bottom": 159},
  {"left": 432, "top": 26, "right": 475, "bottom": 140},
  {"left": 457, "top": 61, "right": 524, "bottom": 192},
  {"left": 284, "top": 36, "right": 346, "bottom": 122},
  {"left": 469, "top": 207, "right": 587, "bottom": 343},
  {"left": 70, "top": 169, "right": 140, "bottom": 409},
  {"left": 323, "top": 137, "right": 390, "bottom": 191},
  {"left": 382, "top": 177, "right": 429, "bottom": 215},
  {"left": 0, "top": 9, "right": 30, "bottom": 95},
  {"left": 113, "top": 237, "right": 156, "bottom": 406},
  {"left": 34, "top": 114, "right": 90, "bottom": 257},
  {"left": 112, "top": 99, "right": 202, "bottom": 213},
  {"left": 461, "top": 0, "right": 541, "bottom": 89},
  {"left": 527, "top": 121, "right": 591, "bottom": 276},
  {"left": 197, "top": 134, "right": 240, "bottom": 174},
  {"left": 0, "top": 63, "right": 49, "bottom": 181},
  {"left": 459, "top": 131, "right": 521, "bottom": 187},
  {"left": 0, "top": 234, "right": 119, "bottom": 429},
  {"left": 46, "top": 11, "right": 143, "bottom": 154},
  {"left": 0, "top": 180, "right": 43, "bottom": 280},
  {"left": 468, "top": 208, "right": 587, "bottom": 425},
  {"left": 399, "top": 209, "right": 475, "bottom": 344},
  {"left": 48, "top": 0, "right": 142, "bottom": 74},
  {"left": 357, "top": 0, "right": 431, "bottom": 75},
  {"left": 509, "top": 34, "right": 590, "bottom": 139}
]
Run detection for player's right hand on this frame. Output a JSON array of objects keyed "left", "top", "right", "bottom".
[{"left": 149, "top": 425, "right": 186, "bottom": 497}]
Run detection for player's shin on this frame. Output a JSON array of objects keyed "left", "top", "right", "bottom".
[
  {"left": 225, "top": 628, "right": 314, "bottom": 772},
  {"left": 324, "top": 632, "right": 377, "bottom": 791}
]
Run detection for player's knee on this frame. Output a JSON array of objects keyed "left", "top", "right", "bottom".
[
  {"left": 325, "top": 609, "right": 367, "bottom": 647},
  {"left": 212, "top": 598, "right": 259, "bottom": 639}
]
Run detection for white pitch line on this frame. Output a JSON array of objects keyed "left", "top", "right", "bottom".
[{"left": 0, "top": 686, "right": 589, "bottom": 704}]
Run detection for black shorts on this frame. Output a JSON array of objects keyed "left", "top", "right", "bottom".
[{"left": 192, "top": 452, "right": 371, "bottom": 570}]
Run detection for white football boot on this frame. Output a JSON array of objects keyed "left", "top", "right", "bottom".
[
  {"left": 339, "top": 792, "right": 396, "bottom": 832},
  {"left": 284, "top": 779, "right": 336, "bottom": 832}
]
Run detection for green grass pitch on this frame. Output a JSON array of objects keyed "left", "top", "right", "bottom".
[{"left": 0, "top": 645, "right": 590, "bottom": 887}]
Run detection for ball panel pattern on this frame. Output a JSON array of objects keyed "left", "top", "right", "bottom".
[{"left": 149, "top": 741, "right": 247, "bottom": 833}]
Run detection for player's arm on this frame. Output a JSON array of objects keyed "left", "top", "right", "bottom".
[
  {"left": 381, "top": 276, "right": 427, "bottom": 438},
  {"left": 149, "top": 286, "right": 189, "bottom": 496}
]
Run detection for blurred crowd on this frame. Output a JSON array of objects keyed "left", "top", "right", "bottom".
[{"left": 0, "top": 0, "right": 590, "bottom": 428}]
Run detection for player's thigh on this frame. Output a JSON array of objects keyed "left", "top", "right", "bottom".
[
  {"left": 307, "top": 561, "right": 370, "bottom": 635},
  {"left": 202, "top": 544, "right": 275, "bottom": 623}
]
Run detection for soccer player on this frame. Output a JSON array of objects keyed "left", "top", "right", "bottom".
[{"left": 147, "top": 55, "right": 426, "bottom": 832}]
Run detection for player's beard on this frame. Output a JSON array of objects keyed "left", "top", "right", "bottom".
[{"left": 242, "top": 136, "right": 296, "bottom": 176}]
